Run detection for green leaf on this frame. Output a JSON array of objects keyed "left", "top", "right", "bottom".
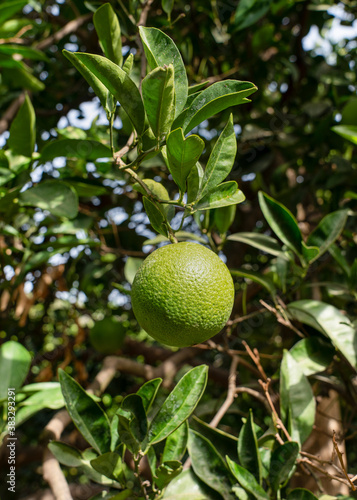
[
  {"left": 69, "top": 52, "right": 145, "bottom": 135},
  {"left": 301, "top": 242, "right": 319, "bottom": 263},
  {"left": 0, "top": 341, "right": 31, "bottom": 400},
  {"left": 280, "top": 351, "right": 315, "bottom": 444},
  {"left": 165, "top": 128, "right": 205, "bottom": 192},
  {"left": 307, "top": 210, "right": 349, "bottom": 263},
  {"left": 287, "top": 488, "right": 318, "bottom": 500},
  {"left": 238, "top": 409, "right": 262, "bottom": 484},
  {"left": 226, "top": 457, "right": 269, "bottom": 500},
  {"left": 268, "top": 441, "right": 299, "bottom": 493},
  {"left": 0, "top": 45, "right": 48, "bottom": 61},
  {"left": 19, "top": 181, "right": 78, "bottom": 219},
  {"left": 142, "top": 65, "right": 176, "bottom": 139},
  {"left": 233, "top": 0, "right": 271, "bottom": 32},
  {"left": 163, "top": 421, "right": 188, "bottom": 462},
  {"left": 143, "top": 196, "right": 168, "bottom": 237},
  {"left": 230, "top": 269, "right": 276, "bottom": 296},
  {"left": 162, "top": 0, "right": 174, "bottom": 19},
  {"left": 20, "top": 386, "right": 64, "bottom": 409},
  {"left": 120, "top": 393, "right": 148, "bottom": 443},
  {"left": 58, "top": 369, "right": 111, "bottom": 454},
  {"left": 200, "top": 115, "right": 237, "bottom": 199},
  {"left": 63, "top": 49, "right": 109, "bottom": 110},
  {"left": 136, "top": 378, "right": 162, "bottom": 412},
  {"left": 0, "top": 0, "right": 27, "bottom": 25},
  {"left": 187, "top": 430, "right": 235, "bottom": 500},
  {"left": 258, "top": 191, "right": 302, "bottom": 257},
  {"left": 93, "top": 3, "right": 122, "bottom": 66},
  {"left": 332, "top": 125, "right": 357, "bottom": 145},
  {"left": 162, "top": 469, "right": 221, "bottom": 499},
  {"left": 48, "top": 441, "right": 83, "bottom": 467},
  {"left": 143, "top": 231, "right": 208, "bottom": 246},
  {"left": 139, "top": 27, "right": 188, "bottom": 117},
  {"left": 155, "top": 460, "right": 183, "bottom": 489},
  {"left": 287, "top": 300, "right": 357, "bottom": 370},
  {"left": 214, "top": 205, "right": 236, "bottom": 234},
  {"left": 187, "top": 162, "right": 204, "bottom": 204},
  {"left": 5, "top": 66, "right": 45, "bottom": 92},
  {"left": 7, "top": 94, "right": 35, "bottom": 157},
  {"left": 124, "top": 257, "right": 143, "bottom": 285},
  {"left": 90, "top": 452, "right": 124, "bottom": 482},
  {"left": 181, "top": 80, "right": 257, "bottom": 134},
  {"left": 40, "top": 138, "right": 112, "bottom": 162},
  {"left": 133, "top": 178, "right": 174, "bottom": 221},
  {"left": 122, "top": 53, "right": 134, "bottom": 75},
  {"left": 289, "top": 337, "right": 335, "bottom": 376},
  {"left": 194, "top": 181, "right": 245, "bottom": 211},
  {"left": 148, "top": 365, "right": 208, "bottom": 445},
  {"left": 190, "top": 416, "right": 238, "bottom": 462}
]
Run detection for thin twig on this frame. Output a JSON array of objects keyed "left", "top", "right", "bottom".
[
  {"left": 210, "top": 356, "right": 239, "bottom": 428},
  {"left": 259, "top": 378, "right": 292, "bottom": 442},
  {"left": 333, "top": 431, "right": 356, "bottom": 490},
  {"left": 242, "top": 341, "right": 268, "bottom": 382},
  {"left": 260, "top": 299, "right": 305, "bottom": 338},
  {"left": 36, "top": 13, "right": 92, "bottom": 50}
]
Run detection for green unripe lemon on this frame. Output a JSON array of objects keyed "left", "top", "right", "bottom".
[
  {"left": 131, "top": 242, "right": 235, "bottom": 347},
  {"left": 89, "top": 317, "right": 126, "bottom": 353}
]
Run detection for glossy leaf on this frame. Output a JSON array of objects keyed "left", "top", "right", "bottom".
[
  {"left": 187, "top": 430, "right": 235, "bottom": 500},
  {"left": 133, "top": 178, "right": 174, "bottom": 221},
  {"left": 63, "top": 49, "right": 109, "bottom": 110},
  {"left": 287, "top": 300, "right": 357, "bottom": 370},
  {"left": 48, "top": 441, "right": 83, "bottom": 467},
  {"left": 19, "top": 385, "right": 64, "bottom": 409},
  {"left": 58, "top": 369, "right": 111, "bottom": 454},
  {"left": 214, "top": 205, "right": 236, "bottom": 234},
  {"left": 7, "top": 94, "right": 35, "bottom": 157},
  {"left": 231, "top": 269, "right": 276, "bottom": 296},
  {"left": 19, "top": 181, "right": 78, "bottom": 219},
  {"left": 90, "top": 452, "right": 124, "bottom": 482},
  {"left": 258, "top": 191, "right": 302, "bottom": 257},
  {"left": 162, "top": 0, "right": 174, "bottom": 19},
  {"left": 0, "top": 341, "right": 31, "bottom": 400},
  {"left": 191, "top": 416, "right": 238, "bottom": 462},
  {"left": 110, "top": 413, "right": 120, "bottom": 452},
  {"left": 289, "top": 337, "right": 335, "bottom": 376},
  {"left": 148, "top": 365, "right": 208, "bottom": 445},
  {"left": 307, "top": 210, "right": 349, "bottom": 263},
  {"left": 40, "top": 138, "right": 111, "bottom": 162},
  {"left": 122, "top": 53, "right": 134, "bottom": 75},
  {"left": 69, "top": 52, "right": 145, "bottom": 135},
  {"left": 238, "top": 409, "right": 262, "bottom": 484},
  {"left": 139, "top": 26, "right": 188, "bottom": 117},
  {"left": 162, "top": 420, "right": 188, "bottom": 462},
  {"left": 287, "top": 489, "right": 319, "bottom": 500},
  {"left": 120, "top": 394, "right": 148, "bottom": 443},
  {"left": 181, "top": 80, "right": 257, "bottom": 134},
  {"left": 93, "top": 3, "right": 122, "bottom": 66},
  {"left": 143, "top": 196, "right": 169, "bottom": 237},
  {"left": 227, "top": 231, "right": 284, "bottom": 257},
  {"left": 142, "top": 65, "right": 175, "bottom": 139},
  {"left": 194, "top": 181, "right": 245, "bottom": 211},
  {"left": 155, "top": 460, "right": 183, "bottom": 489},
  {"left": 200, "top": 115, "right": 237, "bottom": 198},
  {"left": 162, "top": 469, "right": 221, "bottom": 499},
  {"left": 226, "top": 457, "right": 269, "bottom": 500},
  {"left": 234, "top": 0, "right": 270, "bottom": 32},
  {"left": 280, "top": 350, "right": 315, "bottom": 444},
  {"left": 332, "top": 125, "right": 357, "bottom": 145},
  {"left": 165, "top": 128, "right": 205, "bottom": 192},
  {"left": 268, "top": 441, "right": 299, "bottom": 493},
  {"left": 187, "top": 162, "right": 204, "bottom": 204}
]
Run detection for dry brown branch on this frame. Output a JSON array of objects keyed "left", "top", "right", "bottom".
[
  {"left": 36, "top": 13, "right": 92, "bottom": 50},
  {"left": 260, "top": 299, "right": 305, "bottom": 338},
  {"left": 333, "top": 431, "right": 356, "bottom": 490},
  {"left": 210, "top": 356, "right": 239, "bottom": 428},
  {"left": 235, "top": 386, "right": 270, "bottom": 411},
  {"left": 242, "top": 341, "right": 268, "bottom": 382},
  {"left": 259, "top": 378, "right": 292, "bottom": 442}
]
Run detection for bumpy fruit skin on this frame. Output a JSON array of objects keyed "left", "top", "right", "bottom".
[
  {"left": 131, "top": 242, "right": 235, "bottom": 347},
  {"left": 89, "top": 317, "right": 125, "bottom": 353}
]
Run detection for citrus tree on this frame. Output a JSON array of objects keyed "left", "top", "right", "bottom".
[{"left": 0, "top": 1, "right": 356, "bottom": 499}]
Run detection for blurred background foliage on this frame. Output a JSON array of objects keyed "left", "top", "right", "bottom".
[{"left": 0, "top": 0, "right": 356, "bottom": 497}]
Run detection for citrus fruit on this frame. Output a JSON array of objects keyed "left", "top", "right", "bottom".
[
  {"left": 131, "top": 242, "right": 235, "bottom": 347},
  {"left": 89, "top": 317, "right": 126, "bottom": 353}
]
